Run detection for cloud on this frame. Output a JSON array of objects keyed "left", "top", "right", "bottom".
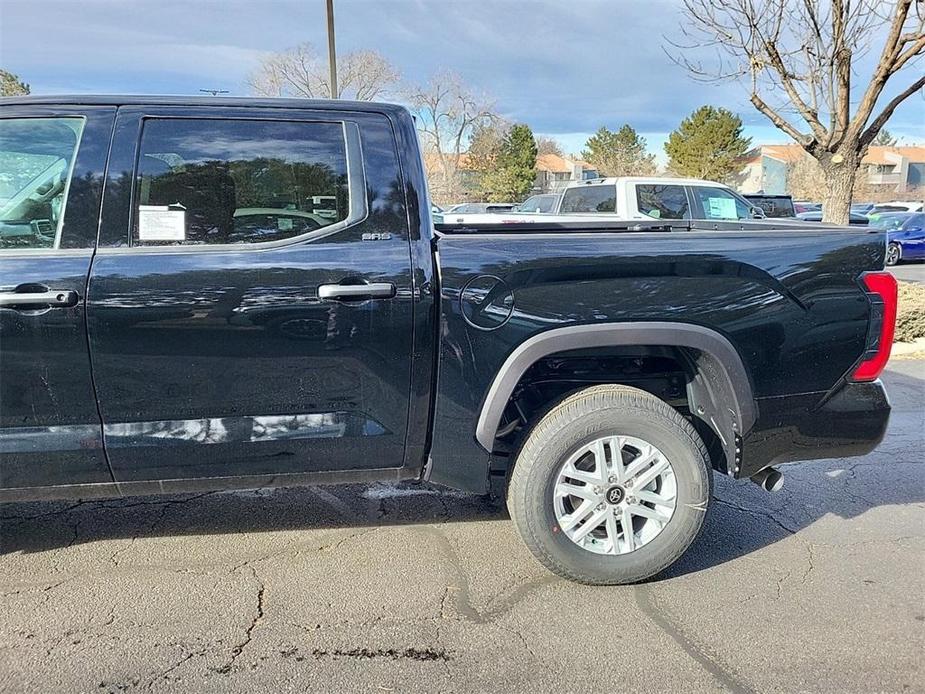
[{"left": 2, "top": 0, "right": 922, "bottom": 141}]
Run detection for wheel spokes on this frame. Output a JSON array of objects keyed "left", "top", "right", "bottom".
[
  {"left": 571, "top": 507, "right": 609, "bottom": 542},
  {"left": 559, "top": 499, "right": 596, "bottom": 532},
  {"left": 555, "top": 482, "right": 599, "bottom": 501},
  {"left": 636, "top": 489, "right": 675, "bottom": 509},
  {"left": 620, "top": 506, "right": 635, "bottom": 552},
  {"left": 561, "top": 459, "right": 600, "bottom": 487},
  {"left": 627, "top": 503, "right": 671, "bottom": 524},
  {"left": 631, "top": 457, "right": 671, "bottom": 491},
  {"left": 553, "top": 435, "right": 677, "bottom": 556}
]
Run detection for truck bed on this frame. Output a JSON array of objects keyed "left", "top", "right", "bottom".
[
  {"left": 429, "top": 221, "right": 888, "bottom": 491},
  {"left": 434, "top": 218, "right": 852, "bottom": 234}
]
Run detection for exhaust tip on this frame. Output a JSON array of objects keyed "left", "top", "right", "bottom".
[{"left": 750, "top": 467, "right": 784, "bottom": 493}]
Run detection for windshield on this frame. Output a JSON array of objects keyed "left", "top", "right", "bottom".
[
  {"left": 870, "top": 214, "right": 911, "bottom": 230},
  {"left": 903, "top": 213, "right": 925, "bottom": 229}
]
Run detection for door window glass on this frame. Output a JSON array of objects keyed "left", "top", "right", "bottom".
[
  {"left": 560, "top": 185, "right": 616, "bottom": 213},
  {"left": 134, "top": 119, "right": 349, "bottom": 246},
  {"left": 693, "top": 186, "right": 750, "bottom": 220},
  {"left": 636, "top": 184, "right": 690, "bottom": 220},
  {"left": 0, "top": 117, "right": 85, "bottom": 250}
]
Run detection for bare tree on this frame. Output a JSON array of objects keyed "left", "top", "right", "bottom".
[
  {"left": 248, "top": 43, "right": 400, "bottom": 100},
  {"left": 404, "top": 71, "right": 496, "bottom": 203},
  {"left": 535, "top": 136, "right": 565, "bottom": 157},
  {"left": 670, "top": 0, "right": 925, "bottom": 223}
]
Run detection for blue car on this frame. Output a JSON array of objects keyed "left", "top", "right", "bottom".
[{"left": 871, "top": 212, "right": 925, "bottom": 265}]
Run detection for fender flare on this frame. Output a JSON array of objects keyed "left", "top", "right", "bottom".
[{"left": 475, "top": 322, "right": 756, "bottom": 457}]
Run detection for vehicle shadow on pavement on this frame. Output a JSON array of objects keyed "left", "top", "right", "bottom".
[{"left": 1, "top": 365, "right": 921, "bottom": 580}]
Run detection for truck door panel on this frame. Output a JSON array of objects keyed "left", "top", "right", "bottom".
[
  {"left": 87, "top": 107, "right": 416, "bottom": 482},
  {"left": 0, "top": 107, "right": 115, "bottom": 490}
]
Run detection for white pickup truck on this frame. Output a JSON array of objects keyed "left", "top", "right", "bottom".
[{"left": 436, "top": 177, "right": 766, "bottom": 225}]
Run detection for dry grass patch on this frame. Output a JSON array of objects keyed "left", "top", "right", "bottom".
[{"left": 896, "top": 281, "right": 925, "bottom": 343}]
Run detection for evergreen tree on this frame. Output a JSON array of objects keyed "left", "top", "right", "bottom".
[
  {"left": 665, "top": 106, "right": 751, "bottom": 182},
  {"left": 481, "top": 123, "right": 537, "bottom": 201},
  {"left": 873, "top": 129, "right": 898, "bottom": 147},
  {"left": 581, "top": 125, "right": 656, "bottom": 177},
  {"left": 0, "top": 69, "right": 30, "bottom": 96}
]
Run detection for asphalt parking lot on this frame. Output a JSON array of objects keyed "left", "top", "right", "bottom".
[{"left": 1, "top": 359, "right": 923, "bottom": 694}]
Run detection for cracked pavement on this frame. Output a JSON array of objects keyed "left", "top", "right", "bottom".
[{"left": 1, "top": 359, "right": 923, "bottom": 693}]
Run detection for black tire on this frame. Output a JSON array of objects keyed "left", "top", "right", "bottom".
[
  {"left": 885, "top": 243, "right": 902, "bottom": 266},
  {"left": 507, "top": 384, "right": 712, "bottom": 585}
]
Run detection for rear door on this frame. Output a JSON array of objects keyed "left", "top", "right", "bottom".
[
  {"left": 632, "top": 183, "right": 692, "bottom": 221},
  {"left": 0, "top": 106, "right": 115, "bottom": 491},
  {"left": 87, "top": 105, "right": 416, "bottom": 484}
]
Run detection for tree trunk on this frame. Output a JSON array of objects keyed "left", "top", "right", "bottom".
[{"left": 817, "top": 150, "right": 859, "bottom": 225}]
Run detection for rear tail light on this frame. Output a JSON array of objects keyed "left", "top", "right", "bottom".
[{"left": 850, "top": 271, "right": 897, "bottom": 382}]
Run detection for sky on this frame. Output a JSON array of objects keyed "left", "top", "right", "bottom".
[{"left": 1, "top": 0, "right": 923, "bottom": 161}]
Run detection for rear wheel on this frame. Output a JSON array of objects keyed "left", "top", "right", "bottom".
[
  {"left": 507, "top": 384, "right": 712, "bottom": 585},
  {"left": 886, "top": 242, "right": 902, "bottom": 266}
]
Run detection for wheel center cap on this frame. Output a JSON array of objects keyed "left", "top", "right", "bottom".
[{"left": 605, "top": 485, "right": 625, "bottom": 505}]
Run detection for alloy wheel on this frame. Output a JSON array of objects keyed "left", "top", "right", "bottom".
[{"left": 553, "top": 435, "right": 677, "bottom": 555}]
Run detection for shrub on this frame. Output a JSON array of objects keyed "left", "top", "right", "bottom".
[{"left": 895, "top": 281, "right": 925, "bottom": 343}]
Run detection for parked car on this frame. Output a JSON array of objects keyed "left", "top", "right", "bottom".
[
  {"left": 871, "top": 212, "right": 925, "bottom": 265},
  {"left": 870, "top": 201, "right": 924, "bottom": 214},
  {"left": 794, "top": 201, "right": 822, "bottom": 214},
  {"left": 515, "top": 193, "right": 561, "bottom": 214},
  {"left": 743, "top": 194, "right": 796, "bottom": 218},
  {"left": 0, "top": 95, "right": 894, "bottom": 585},
  {"left": 869, "top": 211, "right": 914, "bottom": 230},
  {"left": 851, "top": 202, "right": 876, "bottom": 215},
  {"left": 796, "top": 210, "right": 870, "bottom": 225}
]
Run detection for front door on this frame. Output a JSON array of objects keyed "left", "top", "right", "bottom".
[
  {"left": 0, "top": 106, "right": 115, "bottom": 492},
  {"left": 87, "top": 106, "right": 415, "bottom": 484}
]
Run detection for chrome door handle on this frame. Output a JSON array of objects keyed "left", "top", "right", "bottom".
[
  {"left": 0, "top": 289, "right": 79, "bottom": 308},
  {"left": 318, "top": 282, "right": 396, "bottom": 300}
]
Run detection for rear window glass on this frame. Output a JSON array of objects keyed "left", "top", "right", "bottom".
[
  {"left": 636, "top": 184, "right": 690, "bottom": 220},
  {"left": 560, "top": 185, "right": 616, "bottom": 213},
  {"left": 134, "top": 118, "right": 349, "bottom": 246}
]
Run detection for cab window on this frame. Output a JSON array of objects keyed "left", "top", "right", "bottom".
[
  {"left": 133, "top": 119, "right": 349, "bottom": 246},
  {"left": 560, "top": 185, "right": 616, "bottom": 213},
  {"left": 692, "top": 186, "right": 751, "bottom": 220},
  {"left": 0, "top": 118, "right": 85, "bottom": 250},
  {"left": 636, "top": 184, "right": 690, "bottom": 220}
]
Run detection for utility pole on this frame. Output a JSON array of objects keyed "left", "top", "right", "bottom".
[{"left": 326, "top": 0, "right": 338, "bottom": 98}]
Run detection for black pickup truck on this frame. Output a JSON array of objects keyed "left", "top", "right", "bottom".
[{"left": 0, "top": 96, "right": 895, "bottom": 584}]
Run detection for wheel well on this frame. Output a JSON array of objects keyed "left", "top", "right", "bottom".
[{"left": 487, "top": 345, "right": 728, "bottom": 478}]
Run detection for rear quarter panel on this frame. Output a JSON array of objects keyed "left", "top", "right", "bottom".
[{"left": 430, "top": 226, "right": 885, "bottom": 491}]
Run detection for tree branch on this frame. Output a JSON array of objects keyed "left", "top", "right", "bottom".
[
  {"left": 851, "top": 0, "right": 914, "bottom": 138},
  {"left": 859, "top": 74, "right": 925, "bottom": 148},
  {"left": 750, "top": 93, "right": 810, "bottom": 144}
]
